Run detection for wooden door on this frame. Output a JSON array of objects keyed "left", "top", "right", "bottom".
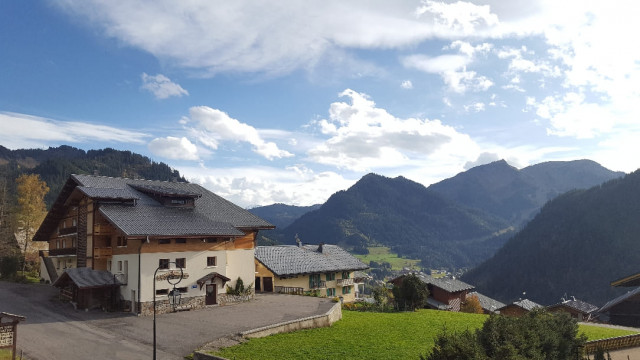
[
  {"left": 255, "top": 276, "right": 261, "bottom": 292},
  {"left": 263, "top": 277, "right": 273, "bottom": 292},
  {"left": 205, "top": 284, "right": 217, "bottom": 305}
]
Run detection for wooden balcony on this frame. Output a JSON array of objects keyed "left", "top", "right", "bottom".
[
  {"left": 337, "top": 278, "right": 354, "bottom": 286},
  {"left": 58, "top": 226, "right": 77, "bottom": 236},
  {"left": 93, "top": 247, "right": 113, "bottom": 258},
  {"left": 49, "top": 248, "right": 77, "bottom": 256}
]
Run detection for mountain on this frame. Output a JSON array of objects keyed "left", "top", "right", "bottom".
[
  {"left": 0, "top": 145, "right": 185, "bottom": 207},
  {"left": 272, "top": 173, "right": 513, "bottom": 270},
  {"left": 249, "top": 203, "right": 321, "bottom": 229},
  {"left": 462, "top": 169, "right": 640, "bottom": 306},
  {"left": 428, "top": 159, "right": 624, "bottom": 226}
]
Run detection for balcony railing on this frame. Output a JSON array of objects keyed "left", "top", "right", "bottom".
[
  {"left": 93, "top": 247, "right": 113, "bottom": 258},
  {"left": 58, "top": 226, "right": 77, "bottom": 236},
  {"left": 49, "top": 248, "right": 77, "bottom": 256},
  {"left": 275, "top": 286, "right": 304, "bottom": 295},
  {"left": 337, "top": 278, "right": 354, "bottom": 286},
  {"left": 310, "top": 281, "right": 327, "bottom": 289}
]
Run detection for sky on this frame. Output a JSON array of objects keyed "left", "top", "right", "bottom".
[{"left": 1, "top": 1, "right": 639, "bottom": 208}]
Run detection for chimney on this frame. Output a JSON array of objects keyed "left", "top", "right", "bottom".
[
  {"left": 318, "top": 243, "right": 324, "bottom": 253},
  {"left": 295, "top": 234, "right": 302, "bottom": 248}
]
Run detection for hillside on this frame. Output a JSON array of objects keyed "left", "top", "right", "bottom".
[
  {"left": 428, "top": 159, "right": 624, "bottom": 226},
  {"left": 463, "top": 169, "right": 640, "bottom": 306},
  {"left": 249, "top": 203, "right": 321, "bottom": 229},
  {"left": 0, "top": 145, "right": 185, "bottom": 207},
  {"left": 273, "top": 173, "right": 512, "bottom": 269}
]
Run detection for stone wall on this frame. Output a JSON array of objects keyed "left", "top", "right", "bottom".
[
  {"left": 584, "top": 333, "right": 640, "bottom": 354},
  {"left": 138, "top": 293, "right": 254, "bottom": 316}
]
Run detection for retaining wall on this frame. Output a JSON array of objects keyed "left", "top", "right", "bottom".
[{"left": 193, "top": 301, "right": 342, "bottom": 360}]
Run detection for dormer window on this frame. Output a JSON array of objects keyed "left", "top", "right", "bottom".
[
  {"left": 129, "top": 184, "right": 201, "bottom": 208},
  {"left": 171, "top": 199, "right": 186, "bottom": 205}
]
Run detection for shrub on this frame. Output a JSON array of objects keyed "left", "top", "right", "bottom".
[
  {"left": 226, "top": 277, "right": 253, "bottom": 296},
  {"left": 423, "top": 309, "right": 587, "bottom": 360},
  {"left": 0, "top": 256, "right": 20, "bottom": 279}
]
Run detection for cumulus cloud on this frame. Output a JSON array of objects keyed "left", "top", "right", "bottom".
[
  {"left": 463, "top": 152, "right": 501, "bottom": 169},
  {"left": 0, "top": 112, "right": 149, "bottom": 149},
  {"left": 148, "top": 136, "right": 198, "bottom": 160},
  {"left": 177, "top": 164, "right": 355, "bottom": 207},
  {"left": 308, "top": 89, "right": 478, "bottom": 171},
  {"left": 140, "top": 73, "right": 189, "bottom": 99},
  {"left": 184, "top": 106, "right": 293, "bottom": 160}
]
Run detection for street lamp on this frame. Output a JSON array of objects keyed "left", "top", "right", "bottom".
[{"left": 153, "top": 261, "right": 184, "bottom": 360}]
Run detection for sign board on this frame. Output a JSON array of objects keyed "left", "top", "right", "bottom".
[{"left": 0, "top": 324, "right": 13, "bottom": 348}]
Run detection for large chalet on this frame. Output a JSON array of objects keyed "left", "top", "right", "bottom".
[{"left": 34, "top": 174, "right": 273, "bottom": 314}]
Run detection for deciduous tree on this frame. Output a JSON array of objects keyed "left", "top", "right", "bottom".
[
  {"left": 392, "top": 273, "right": 429, "bottom": 311},
  {"left": 16, "top": 174, "right": 49, "bottom": 273},
  {"left": 461, "top": 294, "right": 484, "bottom": 314}
]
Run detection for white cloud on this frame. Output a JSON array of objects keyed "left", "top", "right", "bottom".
[
  {"left": 463, "top": 152, "right": 501, "bottom": 169},
  {"left": 184, "top": 106, "right": 293, "bottom": 160},
  {"left": 178, "top": 164, "right": 355, "bottom": 208},
  {"left": 140, "top": 73, "right": 189, "bottom": 99},
  {"left": 464, "top": 102, "right": 485, "bottom": 113},
  {"left": 148, "top": 136, "right": 198, "bottom": 160},
  {"left": 0, "top": 112, "right": 149, "bottom": 149},
  {"left": 416, "top": 0, "right": 500, "bottom": 35},
  {"left": 401, "top": 80, "right": 413, "bottom": 89},
  {"left": 308, "top": 89, "right": 479, "bottom": 171}
]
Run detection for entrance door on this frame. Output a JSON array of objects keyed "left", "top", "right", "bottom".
[
  {"left": 205, "top": 284, "right": 217, "bottom": 305},
  {"left": 255, "top": 277, "right": 261, "bottom": 292},
  {"left": 263, "top": 277, "right": 273, "bottom": 292}
]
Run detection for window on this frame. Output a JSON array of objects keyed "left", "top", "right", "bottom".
[
  {"left": 117, "top": 236, "right": 127, "bottom": 247},
  {"left": 175, "top": 258, "right": 186, "bottom": 269},
  {"left": 107, "top": 260, "right": 112, "bottom": 272},
  {"left": 158, "top": 239, "right": 171, "bottom": 245},
  {"left": 72, "top": 218, "right": 77, "bottom": 226},
  {"left": 325, "top": 272, "right": 335, "bottom": 281},
  {"left": 171, "top": 199, "right": 186, "bottom": 205},
  {"left": 56, "top": 239, "right": 60, "bottom": 249},
  {"left": 205, "top": 238, "right": 217, "bottom": 243},
  {"left": 62, "top": 239, "right": 66, "bottom": 249},
  {"left": 159, "top": 258, "right": 169, "bottom": 269},
  {"left": 177, "top": 287, "right": 188, "bottom": 293},
  {"left": 327, "top": 288, "right": 336, "bottom": 297},
  {"left": 207, "top": 256, "right": 217, "bottom": 267},
  {"left": 155, "top": 289, "right": 168, "bottom": 296},
  {"left": 175, "top": 238, "right": 186, "bottom": 244},
  {"left": 342, "top": 286, "right": 351, "bottom": 295},
  {"left": 342, "top": 271, "right": 350, "bottom": 279},
  {"left": 117, "top": 261, "right": 123, "bottom": 272}
]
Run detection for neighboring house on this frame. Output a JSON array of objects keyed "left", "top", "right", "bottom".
[
  {"left": 254, "top": 244, "right": 369, "bottom": 302},
  {"left": 547, "top": 297, "right": 599, "bottom": 322},
  {"left": 33, "top": 174, "right": 273, "bottom": 314},
  {"left": 498, "top": 298, "right": 543, "bottom": 317},
  {"left": 390, "top": 273, "right": 475, "bottom": 311},
  {"left": 599, "top": 271, "right": 640, "bottom": 326},
  {"left": 467, "top": 291, "right": 505, "bottom": 314}
]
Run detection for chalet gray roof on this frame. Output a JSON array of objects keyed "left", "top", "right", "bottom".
[
  {"left": 34, "top": 174, "right": 273, "bottom": 241},
  {"left": 600, "top": 287, "right": 640, "bottom": 313},
  {"left": 255, "top": 244, "right": 368, "bottom": 276},
  {"left": 53, "top": 267, "right": 120, "bottom": 289},
  {"left": 416, "top": 273, "right": 475, "bottom": 293},
  {"left": 549, "top": 298, "right": 599, "bottom": 314},
  {"left": 76, "top": 186, "right": 140, "bottom": 201},
  {"left": 468, "top": 291, "right": 505, "bottom": 313},
  {"left": 503, "top": 298, "right": 543, "bottom": 311}
]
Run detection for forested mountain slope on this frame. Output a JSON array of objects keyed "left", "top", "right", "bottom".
[
  {"left": 463, "top": 169, "right": 640, "bottom": 306},
  {"left": 274, "top": 173, "right": 512, "bottom": 269}
]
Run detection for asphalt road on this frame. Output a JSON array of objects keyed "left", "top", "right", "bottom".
[{"left": 0, "top": 281, "right": 334, "bottom": 360}]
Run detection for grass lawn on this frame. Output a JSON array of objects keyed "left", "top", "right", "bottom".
[
  {"left": 354, "top": 246, "right": 421, "bottom": 271},
  {"left": 213, "top": 310, "right": 638, "bottom": 360}
]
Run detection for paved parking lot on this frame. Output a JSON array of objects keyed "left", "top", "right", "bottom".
[{"left": 0, "top": 281, "right": 334, "bottom": 360}]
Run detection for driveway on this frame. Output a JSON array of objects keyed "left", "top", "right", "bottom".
[{"left": 0, "top": 281, "right": 335, "bottom": 360}]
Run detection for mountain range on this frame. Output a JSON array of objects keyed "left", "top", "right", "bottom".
[{"left": 254, "top": 159, "right": 624, "bottom": 270}]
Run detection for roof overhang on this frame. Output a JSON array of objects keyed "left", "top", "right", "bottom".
[{"left": 611, "top": 272, "right": 640, "bottom": 287}]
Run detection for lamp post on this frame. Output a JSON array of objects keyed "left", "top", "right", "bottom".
[{"left": 153, "top": 261, "right": 184, "bottom": 360}]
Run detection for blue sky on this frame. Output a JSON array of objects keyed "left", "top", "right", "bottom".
[{"left": 1, "top": 1, "right": 639, "bottom": 208}]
